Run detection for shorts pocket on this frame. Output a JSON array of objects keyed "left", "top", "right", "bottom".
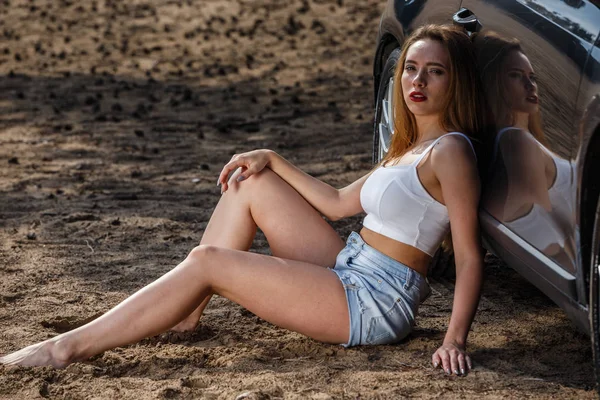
[{"left": 365, "top": 296, "right": 415, "bottom": 345}]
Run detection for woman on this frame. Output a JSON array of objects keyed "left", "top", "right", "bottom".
[
  {"left": 1, "top": 25, "right": 486, "bottom": 377},
  {"left": 474, "top": 32, "right": 576, "bottom": 268}
]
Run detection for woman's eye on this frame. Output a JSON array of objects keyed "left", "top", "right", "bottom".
[
  {"left": 508, "top": 71, "right": 522, "bottom": 79},
  {"left": 529, "top": 75, "right": 537, "bottom": 83},
  {"left": 405, "top": 65, "right": 416, "bottom": 71},
  {"left": 430, "top": 69, "right": 443, "bottom": 75}
]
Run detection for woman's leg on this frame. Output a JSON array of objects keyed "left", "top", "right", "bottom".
[
  {"left": 172, "top": 167, "right": 345, "bottom": 331},
  {"left": 0, "top": 245, "right": 349, "bottom": 367}
]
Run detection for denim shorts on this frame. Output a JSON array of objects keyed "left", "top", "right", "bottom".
[{"left": 331, "top": 231, "right": 431, "bottom": 347}]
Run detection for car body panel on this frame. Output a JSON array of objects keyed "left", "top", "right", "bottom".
[
  {"left": 459, "top": 0, "right": 599, "bottom": 330},
  {"left": 480, "top": 211, "right": 589, "bottom": 332},
  {"left": 575, "top": 31, "right": 600, "bottom": 307}
]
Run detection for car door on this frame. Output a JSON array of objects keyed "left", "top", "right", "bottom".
[{"left": 460, "top": 0, "right": 599, "bottom": 319}]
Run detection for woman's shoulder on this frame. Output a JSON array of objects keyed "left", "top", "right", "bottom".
[
  {"left": 435, "top": 132, "right": 476, "bottom": 156},
  {"left": 430, "top": 132, "right": 478, "bottom": 171},
  {"left": 495, "top": 127, "right": 539, "bottom": 154},
  {"left": 496, "top": 127, "right": 536, "bottom": 143}
]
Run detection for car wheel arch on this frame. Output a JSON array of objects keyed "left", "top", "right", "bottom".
[
  {"left": 580, "top": 122, "right": 600, "bottom": 300},
  {"left": 373, "top": 34, "right": 401, "bottom": 104}
]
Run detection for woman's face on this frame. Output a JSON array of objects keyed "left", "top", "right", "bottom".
[
  {"left": 401, "top": 39, "right": 451, "bottom": 118},
  {"left": 503, "top": 50, "right": 539, "bottom": 115}
]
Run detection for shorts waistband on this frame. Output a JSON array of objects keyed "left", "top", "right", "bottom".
[{"left": 345, "top": 231, "right": 428, "bottom": 290}]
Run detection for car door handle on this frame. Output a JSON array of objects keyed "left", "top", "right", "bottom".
[{"left": 453, "top": 8, "right": 481, "bottom": 33}]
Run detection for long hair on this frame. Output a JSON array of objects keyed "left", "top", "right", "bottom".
[
  {"left": 384, "top": 24, "right": 491, "bottom": 166},
  {"left": 384, "top": 25, "right": 492, "bottom": 255},
  {"left": 471, "top": 31, "right": 544, "bottom": 142}
]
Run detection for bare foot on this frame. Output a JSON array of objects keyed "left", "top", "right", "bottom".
[
  {"left": 170, "top": 316, "right": 199, "bottom": 333},
  {"left": 0, "top": 338, "right": 74, "bottom": 368},
  {"left": 170, "top": 298, "right": 208, "bottom": 332}
]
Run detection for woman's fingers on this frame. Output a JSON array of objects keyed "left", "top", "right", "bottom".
[
  {"left": 450, "top": 349, "right": 460, "bottom": 376},
  {"left": 439, "top": 351, "right": 451, "bottom": 375},
  {"left": 222, "top": 168, "right": 245, "bottom": 193},
  {"left": 457, "top": 352, "right": 466, "bottom": 375},
  {"left": 235, "top": 165, "right": 255, "bottom": 182},
  {"left": 218, "top": 159, "right": 240, "bottom": 186},
  {"left": 217, "top": 150, "right": 270, "bottom": 192},
  {"left": 433, "top": 346, "right": 471, "bottom": 376},
  {"left": 219, "top": 158, "right": 248, "bottom": 192}
]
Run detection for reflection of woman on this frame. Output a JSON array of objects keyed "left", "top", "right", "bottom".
[
  {"left": 473, "top": 32, "right": 574, "bottom": 265},
  {"left": 2, "top": 25, "right": 486, "bottom": 376}
]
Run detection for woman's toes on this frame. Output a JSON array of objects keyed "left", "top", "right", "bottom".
[
  {"left": 0, "top": 339, "right": 75, "bottom": 368},
  {"left": 170, "top": 319, "right": 198, "bottom": 333}
]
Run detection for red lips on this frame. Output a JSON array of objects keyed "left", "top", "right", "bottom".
[
  {"left": 526, "top": 95, "right": 539, "bottom": 104},
  {"left": 409, "top": 91, "right": 427, "bottom": 102}
]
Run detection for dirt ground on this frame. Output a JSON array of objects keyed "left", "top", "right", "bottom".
[{"left": 0, "top": 0, "right": 596, "bottom": 398}]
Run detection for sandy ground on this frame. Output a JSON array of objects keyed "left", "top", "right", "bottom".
[{"left": 0, "top": 0, "right": 597, "bottom": 398}]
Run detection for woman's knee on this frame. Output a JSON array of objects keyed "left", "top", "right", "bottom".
[
  {"left": 188, "top": 244, "right": 220, "bottom": 261},
  {"left": 182, "top": 245, "right": 224, "bottom": 291},
  {"left": 185, "top": 245, "right": 223, "bottom": 276}
]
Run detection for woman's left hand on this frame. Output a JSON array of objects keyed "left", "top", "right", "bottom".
[{"left": 432, "top": 341, "right": 472, "bottom": 376}]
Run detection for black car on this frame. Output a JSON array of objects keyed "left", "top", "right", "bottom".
[{"left": 371, "top": 0, "right": 600, "bottom": 386}]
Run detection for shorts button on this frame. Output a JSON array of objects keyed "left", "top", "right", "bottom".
[{"left": 378, "top": 280, "right": 382, "bottom": 283}]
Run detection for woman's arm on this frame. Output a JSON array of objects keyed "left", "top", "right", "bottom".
[
  {"left": 489, "top": 128, "right": 551, "bottom": 221},
  {"left": 430, "top": 136, "right": 484, "bottom": 376},
  {"left": 268, "top": 151, "right": 369, "bottom": 221},
  {"left": 218, "top": 149, "right": 368, "bottom": 221}
]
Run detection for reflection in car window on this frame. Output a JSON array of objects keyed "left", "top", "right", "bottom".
[{"left": 473, "top": 31, "right": 577, "bottom": 271}]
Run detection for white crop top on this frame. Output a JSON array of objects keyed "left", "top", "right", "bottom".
[{"left": 360, "top": 132, "right": 476, "bottom": 256}]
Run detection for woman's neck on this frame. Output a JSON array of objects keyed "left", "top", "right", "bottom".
[
  {"left": 512, "top": 112, "right": 529, "bottom": 130},
  {"left": 500, "top": 111, "right": 528, "bottom": 131},
  {"left": 415, "top": 115, "right": 448, "bottom": 143}
]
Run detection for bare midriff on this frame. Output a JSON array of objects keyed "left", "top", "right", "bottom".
[{"left": 359, "top": 226, "right": 431, "bottom": 277}]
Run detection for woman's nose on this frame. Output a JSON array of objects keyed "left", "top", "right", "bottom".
[
  {"left": 524, "top": 77, "right": 535, "bottom": 90},
  {"left": 413, "top": 71, "right": 426, "bottom": 87}
]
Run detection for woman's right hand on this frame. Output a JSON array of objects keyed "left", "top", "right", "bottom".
[
  {"left": 217, "top": 149, "right": 274, "bottom": 193},
  {"left": 432, "top": 341, "right": 472, "bottom": 376}
]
